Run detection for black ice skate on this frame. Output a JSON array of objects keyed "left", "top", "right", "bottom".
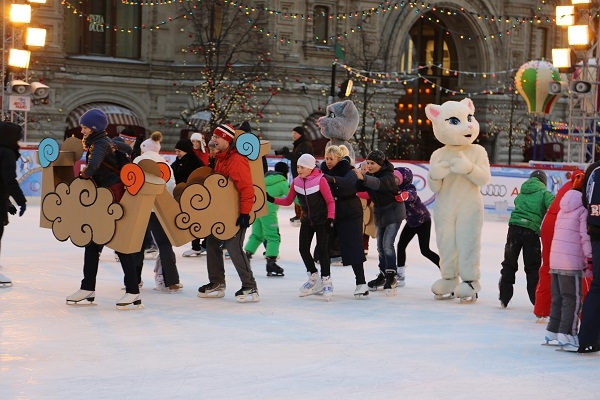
[
  {"left": 383, "top": 269, "right": 398, "bottom": 296},
  {"left": 266, "top": 257, "right": 284, "bottom": 276},
  {"left": 367, "top": 271, "right": 386, "bottom": 291}
]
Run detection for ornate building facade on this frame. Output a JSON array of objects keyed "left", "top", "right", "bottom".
[{"left": 5, "top": 0, "right": 566, "bottom": 163}]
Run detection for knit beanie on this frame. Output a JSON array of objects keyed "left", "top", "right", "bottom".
[
  {"left": 141, "top": 131, "right": 162, "bottom": 153},
  {"left": 79, "top": 109, "right": 108, "bottom": 132},
  {"left": 530, "top": 170, "right": 547, "bottom": 186},
  {"left": 297, "top": 154, "right": 316, "bottom": 169},
  {"left": 274, "top": 161, "right": 289, "bottom": 178},
  {"left": 213, "top": 124, "right": 236, "bottom": 143},
  {"left": 292, "top": 126, "right": 305, "bottom": 136},
  {"left": 366, "top": 150, "right": 386, "bottom": 166},
  {"left": 175, "top": 139, "right": 194, "bottom": 154}
]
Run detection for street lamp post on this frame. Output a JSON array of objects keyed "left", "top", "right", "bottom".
[
  {"left": 552, "top": 0, "right": 600, "bottom": 163},
  {"left": 1, "top": 0, "right": 48, "bottom": 141}
]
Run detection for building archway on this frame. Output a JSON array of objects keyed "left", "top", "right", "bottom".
[{"left": 64, "top": 102, "right": 146, "bottom": 140}]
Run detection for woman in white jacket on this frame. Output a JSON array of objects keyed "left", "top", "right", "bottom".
[
  {"left": 545, "top": 176, "right": 592, "bottom": 349},
  {"left": 134, "top": 132, "right": 181, "bottom": 292}
]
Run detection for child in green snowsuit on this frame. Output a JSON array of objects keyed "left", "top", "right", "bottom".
[{"left": 245, "top": 162, "right": 290, "bottom": 276}]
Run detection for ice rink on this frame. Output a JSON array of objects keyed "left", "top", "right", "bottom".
[{"left": 1, "top": 203, "right": 599, "bottom": 399}]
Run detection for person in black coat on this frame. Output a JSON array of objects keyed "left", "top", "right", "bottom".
[
  {"left": 172, "top": 138, "right": 206, "bottom": 257},
  {"left": 171, "top": 138, "right": 204, "bottom": 184},
  {"left": 277, "top": 126, "right": 313, "bottom": 223},
  {"left": 0, "top": 122, "right": 27, "bottom": 286},
  {"left": 321, "top": 144, "right": 368, "bottom": 298}
]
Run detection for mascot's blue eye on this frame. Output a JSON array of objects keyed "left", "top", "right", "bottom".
[
  {"left": 328, "top": 112, "right": 336, "bottom": 118},
  {"left": 445, "top": 117, "right": 460, "bottom": 125},
  {"left": 467, "top": 114, "right": 473, "bottom": 122}
]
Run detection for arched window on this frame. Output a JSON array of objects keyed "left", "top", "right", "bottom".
[{"left": 314, "top": 6, "right": 329, "bottom": 44}]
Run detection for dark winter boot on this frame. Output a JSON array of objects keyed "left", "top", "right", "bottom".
[
  {"left": 266, "top": 257, "right": 284, "bottom": 277},
  {"left": 498, "top": 277, "right": 513, "bottom": 308},
  {"left": 367, "top": 271, "right": 386, "bottom": 291},
  {"left": 383, "top": 269, "right": 398, "bottom": 296}
]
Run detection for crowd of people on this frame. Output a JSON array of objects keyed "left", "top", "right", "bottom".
[{"left": 1, "top": 112, "right": 599, "bottom": 353}]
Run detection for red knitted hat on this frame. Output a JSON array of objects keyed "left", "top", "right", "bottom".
[{"left": 213, "top": 124, "right": 236, "bottom": 143}]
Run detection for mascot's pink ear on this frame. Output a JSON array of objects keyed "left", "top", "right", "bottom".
[
  {"left": 460, "top": 98, "right": 475, "bottom": 113},
  {"left": 425, "top": 104, "right": 440, "bottom": 120}
]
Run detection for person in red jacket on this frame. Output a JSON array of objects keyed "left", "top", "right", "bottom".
[
  {"left": 534, "top": 170, "right": 584, "bottom": 321},
  {"left": 196, "top": 124, "right": 259, "bottom": 303}
]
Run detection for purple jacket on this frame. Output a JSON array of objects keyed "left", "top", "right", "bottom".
[
  {"left": 395, "top": 167, "right": 430, "bottom": 228},
  {"left": 549, "top": 189, "right": 592, "bottom": 272}
]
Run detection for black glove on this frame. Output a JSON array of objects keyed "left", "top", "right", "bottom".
[
  {"left": 323, "top": 175, "right": 335, "bottom": 184},
  {"left": 7, "top": 201, "right": 17, "bottom": 215},
  {"left": 19, "top": 203, "right": 26, "bottom": 217},
  {"left": 266, "top": 193, "right": 275, "bottom": 203},
  {"left": 326, "top": 218, "right": 335, "bottom": 232},
  {"left": 236, "top": 213, "right": 250, "bottom": 229}
]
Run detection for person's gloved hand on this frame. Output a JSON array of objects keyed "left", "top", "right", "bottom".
[
  {"left": 7, "top": 201, "right": 17, "bottom": 215},
  {"left": 585, "top": 257, "right": 594, "bottom": 278},
  {"left": 326, "top": 218, "right": 335, "bottom": 232},
  {"left": 19, "top": 203, "right": 26, "bottom": 217},
  {"left": 323, "top": 175, "right": 335, "bottom": 184},
  {"left": 266, "top": 193, "right": 275, "bottom": 203},
  {"left": 395, "top": 191, "right": 410, "bottom": 202},
  {"left": 236, "top": 213, "right": 250, "bottom": 229}
]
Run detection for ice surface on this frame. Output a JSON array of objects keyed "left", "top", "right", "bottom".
[{"left": 1, "top": 204, "right": 598, "bottom": 399}]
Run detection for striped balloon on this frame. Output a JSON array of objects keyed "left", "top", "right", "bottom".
[{"left": 515, "top": 60, "right": 562, "bottom": 115}]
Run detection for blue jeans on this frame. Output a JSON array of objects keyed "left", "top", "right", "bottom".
[{"left": 376, "top": 222, "right": 400, "bottom": 272}]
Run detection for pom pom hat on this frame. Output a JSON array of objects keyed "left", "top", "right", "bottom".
[
  {"left": 141, "top": 131, "right": 162, "bottom": 153},
  {"left": 79, "top": 109, "right": 108, "bottom": 132},
  {"left": 297, "top": 154, "right": 316, "bottom": 170},
  {"left": 213, "top": 124, "right": 236, "bottom": 143}
]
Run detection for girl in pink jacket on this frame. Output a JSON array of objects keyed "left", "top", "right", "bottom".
[{"left": 545, "top": 176, "right": 592, "bottom": 349}]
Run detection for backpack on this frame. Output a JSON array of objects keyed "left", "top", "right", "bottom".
[{"left": 102, "top": 148, "right": 132, "bottom": 173}]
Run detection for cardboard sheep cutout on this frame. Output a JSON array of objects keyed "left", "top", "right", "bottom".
[
  {"left": 317, "top": 99, "right": 359, "bottom": 164},
  {"left": 425, "top": 98, "right": 491, "bottom": 302}
]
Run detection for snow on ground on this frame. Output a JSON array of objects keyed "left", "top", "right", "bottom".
[{"left": 0, "top": 204, "right": 599, "bottom": 399}]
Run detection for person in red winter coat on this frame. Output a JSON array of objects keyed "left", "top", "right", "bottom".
[
  {"left": 534, "top": 170, "right": 584, "bottom": 320},
  {"left": 190, "top": 132, "right": 210, "bottom": 166}
]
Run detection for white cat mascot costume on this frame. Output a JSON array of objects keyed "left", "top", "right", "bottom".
[{"left": 425, "top": 98, "right": 491, "bottom": 302}]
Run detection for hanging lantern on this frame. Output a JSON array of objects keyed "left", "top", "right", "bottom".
[{"left": 515, "top": 60, "right": 562, "bottom": 115}]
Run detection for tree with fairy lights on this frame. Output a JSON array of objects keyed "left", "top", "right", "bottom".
[
  {"left": 338, "top": 19, "right": 399, "bottom": 159},
  {"left": 175, "top": 1, "right": 274, "bottom": 133}
]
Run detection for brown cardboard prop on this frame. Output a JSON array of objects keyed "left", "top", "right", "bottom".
[
  {"left": 361, "top": 198, "right": 377, "bottom": 239},
  {"left": 173, "top": 139, "right": 270, "bottom": 241},
  {"left": 37, "top": 136, "right": 82, "bottom": 228},
  {"left": 39, "top": 135, "right": 272, "bottom": 250}
]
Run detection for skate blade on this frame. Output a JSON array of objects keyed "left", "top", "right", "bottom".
[
  {"left": 542, "top": 342, "right": 559, "bottom": 346},
  {"left": 434, "top": 293, "right": 455, "bottom": 300},
  {"left": 385, "top": 288, "right": 398, "bottom": 296},
  {"left": 236, "top": 294, "right": 260, "bottom": 303},
  {"left": 556, "top": 345, "right": 578, "bottom": 352},
  {"left": 536, "top": 317, "right": 548, "bottom": 324},
  {"left": 0, "top": 282, "right": 13, "bottom": 288},
  {"left": 368, "top": 286, "right": 383, "bottom": 292},
  {"left": 459, "top": 294, "right": 478, "bottom": 303},
  {"left": 266, "top": 272, "right": 284, "bottom": 277},
  {"left": 66, "top": 300, "right": 96, "bottom": 306},
  {"left": 324, "top": 296, "right": 332, "bottom": 302},
  {"left": 197, "top": 292, "right": 225, "bottom": 298},
  {"left": 116, "top": 302, "right": 144, "bottom": 310},
  {"left": 354, "top": 293, "right": 369, "bottom": 299}
]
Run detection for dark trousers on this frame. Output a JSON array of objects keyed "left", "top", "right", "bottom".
[
  {"left": 547, "top": 273, "right": 582, "bottom": 336},
  {"left": 396, "top": 220, "right": 440, "bottom": 268},
  {"left": 499, "top": 225, "right": 541, "bottom": 305},
  {"left": 148, "top": 212, "right": 179, "bottom": 287},
  {"left": 205, "top": 227, "right": 256, "bottom": 289},
  {"left": 81, "top": 242, "right": 142, "bottom": 294},
  {"left": 579, "top": 239, "right": 600, "bottom": 346},
  {"left": 299, "top": 222, "right": 331, "bottom": 277}
]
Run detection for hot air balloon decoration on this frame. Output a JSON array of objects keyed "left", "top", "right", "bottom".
[{"left": 515, "top": 60, "right": 562, "bottom": 116}]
